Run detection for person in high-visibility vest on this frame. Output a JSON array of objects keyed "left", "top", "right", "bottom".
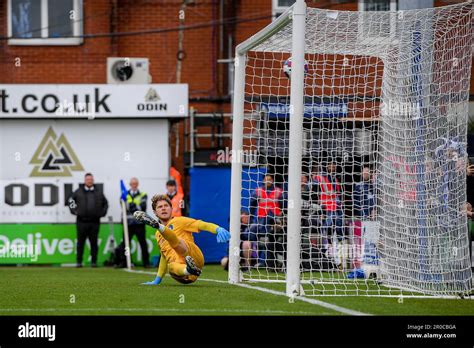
[
  {"left": 122, "top": 177, "right": 150, "bottom": 268},
  {"left": 312, "top": 162, "right": 344, "bottom": 250},
  {"left": 249, "top": 174, "right": 285, "bottom": 268}
]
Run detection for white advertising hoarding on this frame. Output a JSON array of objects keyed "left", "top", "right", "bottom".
[
  {"left": 0, "top": 84, "right": 188, "bottom": 118},
  {"left": 0, "top": 119, "right": 170, "bottom": 223}
]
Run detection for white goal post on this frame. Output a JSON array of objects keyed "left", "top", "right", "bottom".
[{"left": 229, "top": 0, "right": 473, "bottom": 298}]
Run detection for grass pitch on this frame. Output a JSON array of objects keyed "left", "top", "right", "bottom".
[{"left": 0, "top": 265, "right": 473, "bottom": 316}]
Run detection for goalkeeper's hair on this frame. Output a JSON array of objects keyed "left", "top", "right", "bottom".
[{"left": 151, "top": 194, "right": 172, "bottom": 211}]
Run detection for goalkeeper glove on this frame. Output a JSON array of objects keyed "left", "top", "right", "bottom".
[
  {"left": 142, "top": 276, "right": 162, "bottom": 285},
  {"left": 216, "top": 227, "right": 231, "bottom": 243}
]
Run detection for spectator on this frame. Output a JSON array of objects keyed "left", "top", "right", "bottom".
[
  {"left": 301, "top": 173, "right": 323, "bottom": 269},
  {"left": 353, "top": 166, "right": 375, "bottom": 220},
  {"left": 117, "top": 177, "right": 150, "bottom": 268},
  {"left": 301, "top": 173, "right": 310, "bottom": 197},
  {"left": 466, "top": 157, "right": 474, "bottom": 272},
  {"left": 69, "top": 173, "right": 108, "bottom": 267},
  {"left": 467, "top": 202, "right": 473, "bottom": 271},
  {"left": 170, "top": 166, "right": 184, "bottom": 197},
  {"left": 221, "top": 210, "right": 256, "bottom": 271},
  {"left": 166, "top": 180, "right": 184, "bottom": 217},
  {"left": 301, "top": 173, "right": 323, "bottom": 235},
  {"left": 220, "top": 255, "right": 229, "bottom": 271},
  {"left": 301, "top": 174, "right": 322, "bottom": 223},
  {"left": 312, "top": 162, "right": 344, "bottom": 243},
  {"left": 466, "top": 160, "right": 474, "bottom": 205},
  {"left": 249, "top": 174, "right": 285, "bottom": 268},
  {"left": 352, "top": 167, "right": 375, "bottom": 269},
  {"left": 239, "top": 210, "right": 258, "bottom": 271}
]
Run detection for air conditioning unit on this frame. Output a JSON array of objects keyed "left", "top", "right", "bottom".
[{"left": 107, "top": 57, "right": 151, "bottom": 84}]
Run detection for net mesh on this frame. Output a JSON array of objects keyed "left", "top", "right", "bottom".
[{"left": 236, "top": 2, "right": 473, "bottom": 297}]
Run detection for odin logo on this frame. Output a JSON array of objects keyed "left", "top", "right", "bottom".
[
  {"left": 137, "top": 87, "right": 167, "bottom": 111},
  {"left": 4, "top": 183, "right": 104, "bottom": 206},
  {"left": 18, "top": 322, "right": 56, "bottom": 341},
  {"left": 137, "top": 103, "right": 167, "bottom": 111}
]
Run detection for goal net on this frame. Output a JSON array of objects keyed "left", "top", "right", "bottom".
[{"left": 229, "top": 0, "right": 473, "bottom": 298}]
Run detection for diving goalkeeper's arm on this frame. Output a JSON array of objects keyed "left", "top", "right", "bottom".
[
  {"left": 142, "top": 254, "right": 167, "bottom": 285},
  {"left": 194, "top": 220, "right": 230, "bottom": 243},
  {"left": 134, "top": 211, "right": 168, "bottom": 286},
  {"left": 134, "top": 210, "right": 230, "bottom": 243}
]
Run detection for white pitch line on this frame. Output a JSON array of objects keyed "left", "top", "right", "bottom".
[
  {"left": 230, "top": 282, "right": 370, "bottom": 316},
  {"left": 0, "top": 308, "right": 319, "bottom": 315},
  {"left": 126, "top": 269, "right": 371, "bottom": 316}
]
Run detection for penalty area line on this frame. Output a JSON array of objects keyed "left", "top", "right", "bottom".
[{"left": 125, "top": 269, "right": 371, "bottom": 316}]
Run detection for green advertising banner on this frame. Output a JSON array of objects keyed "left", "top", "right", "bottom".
[{"left": 0, "top": 224, "right": 160, "bottom": 265}]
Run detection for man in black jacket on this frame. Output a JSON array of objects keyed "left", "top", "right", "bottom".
[{"left": 69, "top": 173, "right": 108, "bottom": 267}]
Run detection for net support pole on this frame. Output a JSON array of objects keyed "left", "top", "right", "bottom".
[
  {"left": 228, "top": 51, "right": 246, "bottom": 284},
  {"left": 286, "top": 0, "right": 306, "bottom": 297}
]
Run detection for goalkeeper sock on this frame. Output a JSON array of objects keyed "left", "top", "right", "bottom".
[
  {"left": 157, "top": 225, "right": 180, "bottom": 249},
  {"left": 169, "top": 263, "right": 189, "bottom": 276}
]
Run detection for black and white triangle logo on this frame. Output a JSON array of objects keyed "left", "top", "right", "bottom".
[{"left": 29, "top": 127, "right": 84, "bottom": 177}]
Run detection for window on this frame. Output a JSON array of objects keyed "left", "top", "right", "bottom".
[
  {"left": 358, "top": 0, "right": 398, "bottom": 42},
  {"left": 8, "top": 0, "right": 83, "bottom": 45},
  {"left": 272, "top": 0, "right": 296, "bottom": 19},
  {"left": 358, "top": 0, "right": 397, "bottom": 12}
]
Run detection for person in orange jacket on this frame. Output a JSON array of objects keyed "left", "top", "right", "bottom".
[
  {"left": 311, "top": 162, "right": 344, "bottom": 264},
  {"left": 170, "top": 166, "right": 184, "bottom": 196},
  {"left": 166, "top": 179, "right": 184, "bottom": 217}
]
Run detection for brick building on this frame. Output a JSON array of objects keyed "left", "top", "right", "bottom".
[{"left": 1, "top": 0, "right": 473, "bottom": 191}]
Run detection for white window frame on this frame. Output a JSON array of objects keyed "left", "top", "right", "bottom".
[
  {"left": 358, "top": 0, "right": 397, "bottom": 12},
  {"left": 357, "top": 0, "right": 398, "bottom": 46},
  {"left": 7, "top": 0, "right": 83, "bottom": 46},
  {"left": 272, "top": 0, "right": 295, "bottom": 20}
]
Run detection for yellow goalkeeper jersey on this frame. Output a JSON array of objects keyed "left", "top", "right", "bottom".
[{"left": 155, "top": 216, "right": 217, "bottom": 263}]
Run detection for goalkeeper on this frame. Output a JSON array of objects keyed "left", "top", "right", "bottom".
[{"left": 134, "top": 194, "right": 230, "bottom": 285}]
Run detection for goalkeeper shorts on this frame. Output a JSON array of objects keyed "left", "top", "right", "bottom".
[{"left": 167, "top": 241, "right": 205, "bottom": 284}]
